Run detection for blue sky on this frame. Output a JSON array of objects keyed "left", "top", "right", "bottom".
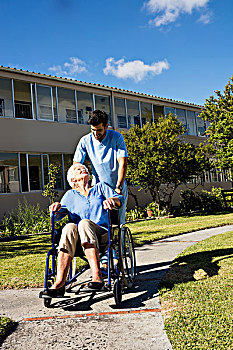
[{"left": 1, "top": 0, "right": 233, "bottom": 105}]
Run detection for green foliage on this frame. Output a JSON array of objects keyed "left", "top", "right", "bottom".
[
  {"left": 1, "top": 213, "right": 233, "bottom": 289},
  {"left": 123, "top": 114, "right": 211, "bottom": 210},
  {"left": 180, "top": 187, "right": 225, "bottom": 213},
  {"left": 146, "top": 201, "right": 169, "bottom": 217},
  {"left": 160, "top": 231, "right": 233, "bottom": 349},
  {"left": 200, "top": 76, "right": 233, "bottom": 178},
  {"left": 125, "top": 207, "right": 146, "bottom": 221},
  {"left": 42, "top": 163, "right": 60, "bottom": 204},
  {"left": 0, "top": 317, "right": 16, "bottom": 341},
  {"left": 0, "top": 198, "right": 51, "bottom": 237}
]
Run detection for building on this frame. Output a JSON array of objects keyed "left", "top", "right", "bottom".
[{"left": 0, "top": 66, "right": 230, "bottom": 219}]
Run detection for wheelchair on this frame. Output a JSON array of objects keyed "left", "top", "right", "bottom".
[{"left": 39, "top": 208, "right": 136, "bottom": 308}]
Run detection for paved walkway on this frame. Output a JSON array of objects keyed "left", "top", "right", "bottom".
[{"left": 1, "top": 225, "right": 233, "bottom": 349}]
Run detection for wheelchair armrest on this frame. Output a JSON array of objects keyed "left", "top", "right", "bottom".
[{"left": 51, "top": 207, "right": 69, "bottom": 220}]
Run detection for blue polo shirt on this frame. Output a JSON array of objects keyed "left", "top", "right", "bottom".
[
  {"left": 59, "top": 182, "right": 123, "bottom": 230},
  {"left": 73, "top": 129, "right": 128, "bottom": 189}
]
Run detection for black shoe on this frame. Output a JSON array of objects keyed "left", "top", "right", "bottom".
[
  {"left": 44, "top": 285, "right": 65, "bottom": 298},
  {"left": 87, "top": 281, "right": 104, "bottom": 290}
]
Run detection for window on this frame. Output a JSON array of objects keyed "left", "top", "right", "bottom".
[
  {"left": 204, "top": 171, "right": 211, "bottom": 183},
  {"left": 15, "top": 101, "right": 32, "bottom": 119},
  {"left": 57, "top": 88, "right": 77, "bottom": 123},
  {"left": 153, "top": 105, "right": 164, "bottom": 121},
  {"left": 95, "top": 95, "right": 112, "bottom": 126},
  {"left": 0, "top": 153, "right": 20, "bottom": 193},
  {"left": 0, "top": 99, "right": 4, "bottom": 116},
  {"left": 210, "top": 168, "right": 222, "bottom": 182},
  {"left": 49, "top": 154, "right": 64, "bottom": 190},
  {"left": 36, "top": 85, "right": 54, "bottom": 120},
  {"left": 20, "top": 154, "right": 28, "bottom": 192},
  {"left": 186, "top": 110, "right": 197, "bottom": 136},
  {"left": 140, "top": 102, "right": 153, "bottom": 125},
  {"left": 63, "top": 154, "right": 73, "bottom": 189},
  {"left": 164, "top": 107, "right": 175, "bottom": 116},
  {"left": 0, "top": 78, "right": 13, "bottom": 117},
  {"left": 28, "top": 155, "right": 43, "bottom": 190},
  {"left": 196, "top": 112, "right": 205, "bottom": 136},
  {"left": 76, "top": 91, "right": 93, "bottom": 124},
  {"left": 114, "top": 98, "right": 127, "bottom": 129},
  {"left": 127, "top": 100, "right": 140, "bottom": 127},
  {"left": 43, "top": 154, "right": 49, "bottom": 187},
  {"left": 176, "top": 108, "right": 188, "bottom": 134},
  {"left": 14, "top": 80, "right": 33, "bottom": 119}
]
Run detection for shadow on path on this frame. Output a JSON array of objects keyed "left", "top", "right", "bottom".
[{"left": 46, "top": 260, "right": 173, "bottom": 312}]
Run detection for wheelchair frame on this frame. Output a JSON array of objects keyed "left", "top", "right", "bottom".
[{"left": 39, "top": 209, "right": 136, "bottom": 307}]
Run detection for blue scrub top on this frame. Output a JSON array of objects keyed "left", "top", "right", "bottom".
[
  {"left": 59, "top": 182, "right": 123, "bottom": 230},
  {"left": 73, "top": 129, "right": 128, "bottom": 189}
]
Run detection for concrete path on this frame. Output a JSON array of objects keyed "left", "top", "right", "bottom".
[{"left": 1, "top": 224, "right": 233, "bottom": 349}]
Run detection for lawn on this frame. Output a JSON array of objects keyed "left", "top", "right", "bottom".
[
  {"left": 159, "top": 230, "right": 233, "bottom": 349},
  {"left": 0, "top": 317, "right": 16, "bottom": 342},
  {"left": 1, "top": 212, "right": 233, "bottom": 345},
  {"left": 0, "top": 211, "right": 233, "bottom": 290}
]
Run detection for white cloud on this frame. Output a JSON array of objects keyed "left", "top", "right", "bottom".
[
  {"left": 49, "top": 57, "right": 87, "bottom": 78},
  {"left": 144, "top": 0, "right": 210, "bottom": 26},
  {"left": 103, "top": 57, "right": 169, "bottom": 82},
  {"left": 198, "top": 12, "right": 212, "bottom": 24}
]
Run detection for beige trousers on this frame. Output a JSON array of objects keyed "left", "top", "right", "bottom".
[{"left": 58, "top": 219, "right": 108, "bottom": 258}]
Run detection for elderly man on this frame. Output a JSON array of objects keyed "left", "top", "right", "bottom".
[{"left": 47, "top": 163, "right": 123, "bottom": 297}]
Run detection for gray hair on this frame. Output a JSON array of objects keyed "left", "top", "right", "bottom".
[{"left": 67, "top": 163, "right": 89, "bottom": 188}]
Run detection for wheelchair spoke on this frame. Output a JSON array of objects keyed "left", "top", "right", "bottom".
[{"left": 119, "top": 226, "right": 136, "bottom": 288}]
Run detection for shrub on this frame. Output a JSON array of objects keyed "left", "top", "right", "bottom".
[
  {"left": 125, "top": 207, "right": 146, "bottom": 221},
  {"left": 0, "top": 198, "right": 51, "bottom": 237},
  {"left": 179, "top": 187, "right": 225, "bottom": 214}
]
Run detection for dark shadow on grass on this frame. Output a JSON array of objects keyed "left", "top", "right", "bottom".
[
  {"left": 160, "top": 248, "right": 233, "bottom": 290},
  {"left": 0, "top": 321, "right": 18, "bottom": 346},
  {"left": 0, "top": 236, "right": 51, "bottom": 260}
]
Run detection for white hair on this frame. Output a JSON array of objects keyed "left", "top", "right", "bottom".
[{"left": 67, "top": 163, "right": 89, "bottom": 188}]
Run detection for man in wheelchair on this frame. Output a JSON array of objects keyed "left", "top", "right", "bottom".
[{"left": 46, "top": 163, "right": 123, "bottom": 298}]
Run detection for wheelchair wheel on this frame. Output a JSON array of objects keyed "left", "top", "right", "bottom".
[
  {"left": 119, "top": 226, "right": 136, "bottom": 289},
  {"left": 113, "top": 278, "right": 122, "bottom": 305},
  {"left": 43, "top": 297, "right": 52, "bottom": 308}
]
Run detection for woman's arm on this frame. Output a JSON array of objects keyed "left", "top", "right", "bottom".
[{"left": 49, "top": 202, "right": 61, "bottom": 213}]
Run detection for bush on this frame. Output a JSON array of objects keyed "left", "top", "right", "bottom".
[
  {"left": 0, "top": 198, "right": 51, "bottom": 237},
  {"left": 125, "top": 207, "right": 146, "bottom": 221},
  {"left": 179, "top": 187, "right": 225, "bottom": 214}
]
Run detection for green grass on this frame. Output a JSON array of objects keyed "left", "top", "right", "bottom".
[
  {"left": 0, "top": 317, "right": 16, "bottom": 342},
  {"left": 1, "top": 212, "right": 233, "bottom": 345},
  {"left": 128, "top": 212, "right": 233, "bottom": 245},
  {"left": 159, "top": 231, "right": 233, "bottom": 350},
  {"left": 0, "top": 234, "right": 85, "bottom": 289},
  {"left": 0, "top": 212, "right": 233, "bottom": 290}
]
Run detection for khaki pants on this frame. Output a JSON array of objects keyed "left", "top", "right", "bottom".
[{"left": 58, "top": 219, "right": 108, "bottom": 258}]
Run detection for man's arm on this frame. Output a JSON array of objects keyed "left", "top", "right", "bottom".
[
  {"left": 115, "top": 157, "right": 127, "bottom": 194},
  {"left": 73, "top": 137, "right": 87, "bottom": 165}
]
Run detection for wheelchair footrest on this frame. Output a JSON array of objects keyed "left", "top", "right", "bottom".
[
  {"left": 78, "top": 283, "right": 110, "bottom": 293},
  {"left": 39, "top": 290, "right": 70, "bottom": 299}
]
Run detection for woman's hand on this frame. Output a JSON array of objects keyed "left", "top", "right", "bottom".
[
  {"left": 103, "top": 197, "right": 121, "bottom": 210},
  {"left": 49, "top": 202, "right": 61, "bottom": 213}
]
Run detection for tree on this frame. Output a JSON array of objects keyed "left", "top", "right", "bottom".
[
  {"left": 200, "top": 76, "right": 233, "bottom": 179},
  {"left": 42, "top": 163, "right": 60, "bottom": 204},
  {"left": 123, "top": 114, "right": 211, "bottom": 212}
]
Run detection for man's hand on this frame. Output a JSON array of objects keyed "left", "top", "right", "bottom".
[{"left": 49, "top": 202, "right": 61, "bottom": 213}]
